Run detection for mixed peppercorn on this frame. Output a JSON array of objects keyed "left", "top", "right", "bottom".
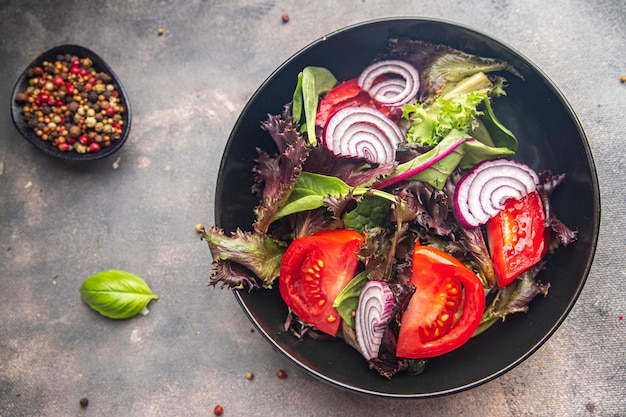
[{"left": 13, "top": 53, "right": 126, "bottom": 154}]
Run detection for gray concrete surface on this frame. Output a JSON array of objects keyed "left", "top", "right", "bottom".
[{"left": 1, "top": 1, "right": 625, "bottom": 416}]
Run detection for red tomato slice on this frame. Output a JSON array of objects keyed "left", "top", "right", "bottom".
[
  {"left": 396, "top": 245, "right": 485, "bottom": 359},
  {"left": 279, "top": 229, "right": 364, "bottom": 336},
  {"left": 315, "top": 78, "right": 394, "bottom": 129},
  {"left": 486, "top": 191, "right": 547, "bottom": 288}
]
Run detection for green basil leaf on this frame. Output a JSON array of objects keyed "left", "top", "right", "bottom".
[{"left": 79, "top": 270, "right": 159, "bottom": 319}]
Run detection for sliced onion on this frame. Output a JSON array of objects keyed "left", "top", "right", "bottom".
[
  {"left": 368, "top": 78, "right": 407, "bottom": 100},
  {"left": 454, "top": 159, "right": 539, "bottom": 228},
  {"left": 355, "top": 280, "right": 395, "bottom": 361},
  {"left": 357, "top": 60, "right": 420, "bottom": 107},
  {"left": 323, "top": 106, "right": 403, "bottom": 164}
]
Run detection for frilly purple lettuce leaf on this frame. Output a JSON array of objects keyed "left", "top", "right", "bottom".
[
  {"left": 283, "top": 310, "right": 315, "bottom": 341},
  {"left": 254, "top": 106, "right": 311, "bottom": 234},
  {"left": 286, "top": 208, "right": 342, "bottom": 240},
  {"left": 357, "top": 199, "right": 414, "bottom": 283},
  {"left": 537, "top": 170, "right": 578, "bottom": 246},
  {"left": 358, "top": 227, "right": 396, "bottom": 282},
  {"left": 474, "top": 262, "right": 550, "bottom": 335},
  {"left": 394, "top": 180, "right": 455, "bottom": 237},
  {"left": 201, "top": 226, "right": 287, "bottom": 290},
  {"left": 303, "top": 145, "right": 396, "bottom": 188}
]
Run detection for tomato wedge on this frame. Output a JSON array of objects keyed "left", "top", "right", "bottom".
[
  {"left": 315, "top": 78, "right": 394, "bottom": 129},
  {"left": 486, "top": 191, "right": 548, "bottom": 288},
  {"left": 396, "top": 245, "right": 485, "bottom": 359},
  {"left": 279, "top": 229, "right": 364, "bottom": 336}
]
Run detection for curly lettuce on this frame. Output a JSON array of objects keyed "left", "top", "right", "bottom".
[
  {"left": 202, "top": 226, "right": 286, "bottom": 290},
  {"left": 403, "top": 92, "right": 487, "bottom": 147}
]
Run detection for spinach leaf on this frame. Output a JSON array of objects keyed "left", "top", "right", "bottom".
[
  {"left": 273, "top": 171, "right": 398, "bottom": 222},
  {"left": 292, "top": 72, "right": 303, "bottom": 124},
  {"left": 343, "top": 195, "right": 392, "bottom": 233},
  {"left": 392, "top": 130, "right": 515, "bottom": 190},
  {"left": 479, "top": 96, "right": 518, "bottom": 152},
  {"left": 79, "top": 270, "right": 158, "bottom": 319},
  {"left": 333, "top": 271, "right": 369, "bottom": 329},
  {"left": 273, "top": 171, "right": 351, "bottom": 220},
  {"left": 297, "top": 67, "right": 337, "bottom": 146}
]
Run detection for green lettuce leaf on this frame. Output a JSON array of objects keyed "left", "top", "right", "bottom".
[{"left": 403, "top": 92, "right": 487, "bottom": 147}]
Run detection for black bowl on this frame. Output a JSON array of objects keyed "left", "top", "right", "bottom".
[
  {"left": 10, "top": 44, "right": 131, "bottom": 161},
  {"left": 214, "top": 18, "right": 600, "bottom": 397}
]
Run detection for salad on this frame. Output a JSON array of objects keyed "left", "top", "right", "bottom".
[{"left": 202, "top": 38, "right": 578, "bottom": 379}]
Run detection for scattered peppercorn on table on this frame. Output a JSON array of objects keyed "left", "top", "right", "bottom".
[{"left": 0, "top": 1, "right": 624, "bottom": 416}]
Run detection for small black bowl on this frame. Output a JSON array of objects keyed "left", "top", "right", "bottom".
[
  {"left": 214, "top": 18, "right": 600, "bottom": 397},
  {"left": 10, "top": 44, "right": 131, "bottom": 161}
]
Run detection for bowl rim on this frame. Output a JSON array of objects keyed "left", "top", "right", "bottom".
[
  {"left": 219, "top": 16, "right": 601, "bottom": 398},
  {"left": 10, "top": 44, "right": 132, "bottom": 161}
]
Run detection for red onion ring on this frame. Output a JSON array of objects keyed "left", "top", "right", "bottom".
[
  {"left": 323, "top": 106, "right": 403, "bottom": 164},
  {"left": 357, "top": 60, "right": 420, "bottom": 107},
  {"left": 355, "top": 280, "right": 395, "bottom": 361},
  {"left": 454, "top": 159, "right": 539, "bottom": 228},
  {"left": 368, "top": 78, "right": 407, "bottom": 100}
]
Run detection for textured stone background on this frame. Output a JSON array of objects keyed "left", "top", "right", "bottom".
[{"left": 0, "top": 1, "right": 624, "bottom": 416}]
